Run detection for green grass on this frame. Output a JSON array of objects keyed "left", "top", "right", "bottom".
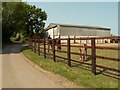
[{"left": 22, "top": 46, "right": 119, "bottom": 88}]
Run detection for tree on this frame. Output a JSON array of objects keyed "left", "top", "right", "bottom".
[
  {"left": 24, "top": 4, "right": 47, "bottom": 37},
  {"left": 2, "top": 2, "right": 47, "bottom": 43}
]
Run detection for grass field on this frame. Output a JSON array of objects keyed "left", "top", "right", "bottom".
[{"left": 22, "top": 43, "right": 119, "bottom": 88}]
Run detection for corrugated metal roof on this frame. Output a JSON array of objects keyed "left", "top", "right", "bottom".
[{"left": 47, "top": 23, "right": 110, "bottom": 30}]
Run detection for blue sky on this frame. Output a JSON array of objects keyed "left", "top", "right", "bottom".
[{"left": 26, "top": 2, "right": 118, "bottom": 35}]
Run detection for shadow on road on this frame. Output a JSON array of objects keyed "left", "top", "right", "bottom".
[{"left": 2, "top": 43, "right": 27, "bottom": 54}]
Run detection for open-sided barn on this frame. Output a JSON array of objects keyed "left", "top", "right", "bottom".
[{"left": 46, "top": 23, "right": 111, "bottom": 43}]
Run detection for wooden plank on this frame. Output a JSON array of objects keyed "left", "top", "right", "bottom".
[
  {"left": 96, "top": 46, "right": 120, "bottom": 50},
  {"left": 96, "top": 55, "right": 120, "bottom": 62}
]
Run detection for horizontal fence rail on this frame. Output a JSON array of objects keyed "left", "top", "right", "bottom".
[{"left": 28, "top": 36, "right": 120, "bottom": 77}]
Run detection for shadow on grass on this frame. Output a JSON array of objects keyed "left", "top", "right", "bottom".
[
  {"left": 71, "top": 62, "right": 120, "bottom": 80},
  {"left": 55, "top": 58, "right": 120, "bottom": 80}
]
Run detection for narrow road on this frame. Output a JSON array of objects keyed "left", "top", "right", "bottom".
[{"left": 2, "top": 44, "right": 79, "bottom": 88}]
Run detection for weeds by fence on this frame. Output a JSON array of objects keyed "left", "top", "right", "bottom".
[{"left": 28, "top": 36, "right": 120, "bottom": 78}]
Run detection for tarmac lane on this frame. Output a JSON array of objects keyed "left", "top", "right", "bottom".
[{"left": 2, "top": 44, "right": 80, "bottom": 88}]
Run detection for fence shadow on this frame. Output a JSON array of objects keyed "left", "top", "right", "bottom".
[{"left": 71, "top": 62, "right": 120, "bottom": 80}]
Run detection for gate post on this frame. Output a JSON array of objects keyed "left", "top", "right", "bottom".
[
  {"left": 67, "top": 37, "right": 71, "bottom": 67},
  {"left": 91, "top": 38, "right": 96, "bottom": 75}
]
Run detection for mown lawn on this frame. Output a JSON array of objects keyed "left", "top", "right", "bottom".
[{"left": 22, "top": 45, "right": 119, "bottom": 88}]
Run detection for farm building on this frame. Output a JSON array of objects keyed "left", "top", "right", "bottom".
[{"left": 45, "top": 23, "right": 111, "bottom": 43}]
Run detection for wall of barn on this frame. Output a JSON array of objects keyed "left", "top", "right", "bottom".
[
  {"left": 47, "top": 27, "right": 59, "bottom": 39},
  {"left": 47, "top": 25, "right": 111, "bottom": 43},
  {"left": 60, "top": 26, "right": 110, "bottom": 37}
]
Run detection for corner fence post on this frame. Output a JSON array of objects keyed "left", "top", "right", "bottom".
[
  {"left": 67, "top": 37, "right": 71, "bottom": 67},
  {"left": 91, "top": 38, "right": 96, "bottom": 75},
  {"left": 53, "top": 39, "right": 56, "bottom": 62}
]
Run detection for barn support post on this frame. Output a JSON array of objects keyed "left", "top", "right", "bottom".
[
  {"left": 43, "top": 31, "right": 46, "bottom": 59},
  {"left": 38, "top": 38, "right": 40, "bottom": 56},
  {"left": 86, "top": 38, "right": 87, "bottom": 44},
  {"left": 74, "top": 36, "right": 76, "bottom": 43},
  {"left": 96, "top": 39, "right": 98, "bottom": 44},
  {"left": 102, "top": 39, "right": 104, "bottom": 43},
  {"left": 67, "top": 37, "right": 71, "bottom": 67},
  {"left": 52, "top": 39, "right": 56, "bottom": 62},
  {"left": 80, "top": 37, "right": 81, "bottom": 44},
  {"left": 91, "top": 38, "right": 96, "bottom": 75}
]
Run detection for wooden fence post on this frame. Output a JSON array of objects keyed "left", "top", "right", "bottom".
[
  {"left": 67, "top": 37, "right": 71, "bottom": 67},
  {"left": 28, "top": 39, "right": 29, "bottom": 48},
  {"left": 91, "top": 38, "right": 96, "bottom": 75},
  {"left": 34, "top": 38, "right": 36, "bottom": 53},
  {"left": 43, "top": 38, "right": 46, "bottom": 58},
  {"left": 29, "top": 39, "right": 31, "bottom": 50},
  {"left": 43, "top": 29, "right": 46, "bottom": 58},
  {"left": 29, "top": 39, "right": 31, "bottom": 49},
  {"left": 53, "top": 39, "right": 56, "bottom": 62},
  {"left": 32, "top": 39, "right": 34, "bottom": 51},
  {"left": 48, "top": 39, "right": 50, "bottom": 52},
  {"left": 38, "top": 38, "right": 40, "bottom": 55}
]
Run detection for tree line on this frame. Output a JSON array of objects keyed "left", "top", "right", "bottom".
[{"left": 2, "top": 2, "right": 47, "bottom": 43}]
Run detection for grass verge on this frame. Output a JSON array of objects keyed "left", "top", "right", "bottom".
[{"left": 21, "top": 46, "right": 119, "bottom": 88}]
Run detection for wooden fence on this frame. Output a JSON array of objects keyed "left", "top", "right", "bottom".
[{"left": 28, "top": 36, "right": 120, "bottom": 76}]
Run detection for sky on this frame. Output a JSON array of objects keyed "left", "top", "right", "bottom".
[{"left": 23, "top": 1, "right": 118, "bottom": 35}]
